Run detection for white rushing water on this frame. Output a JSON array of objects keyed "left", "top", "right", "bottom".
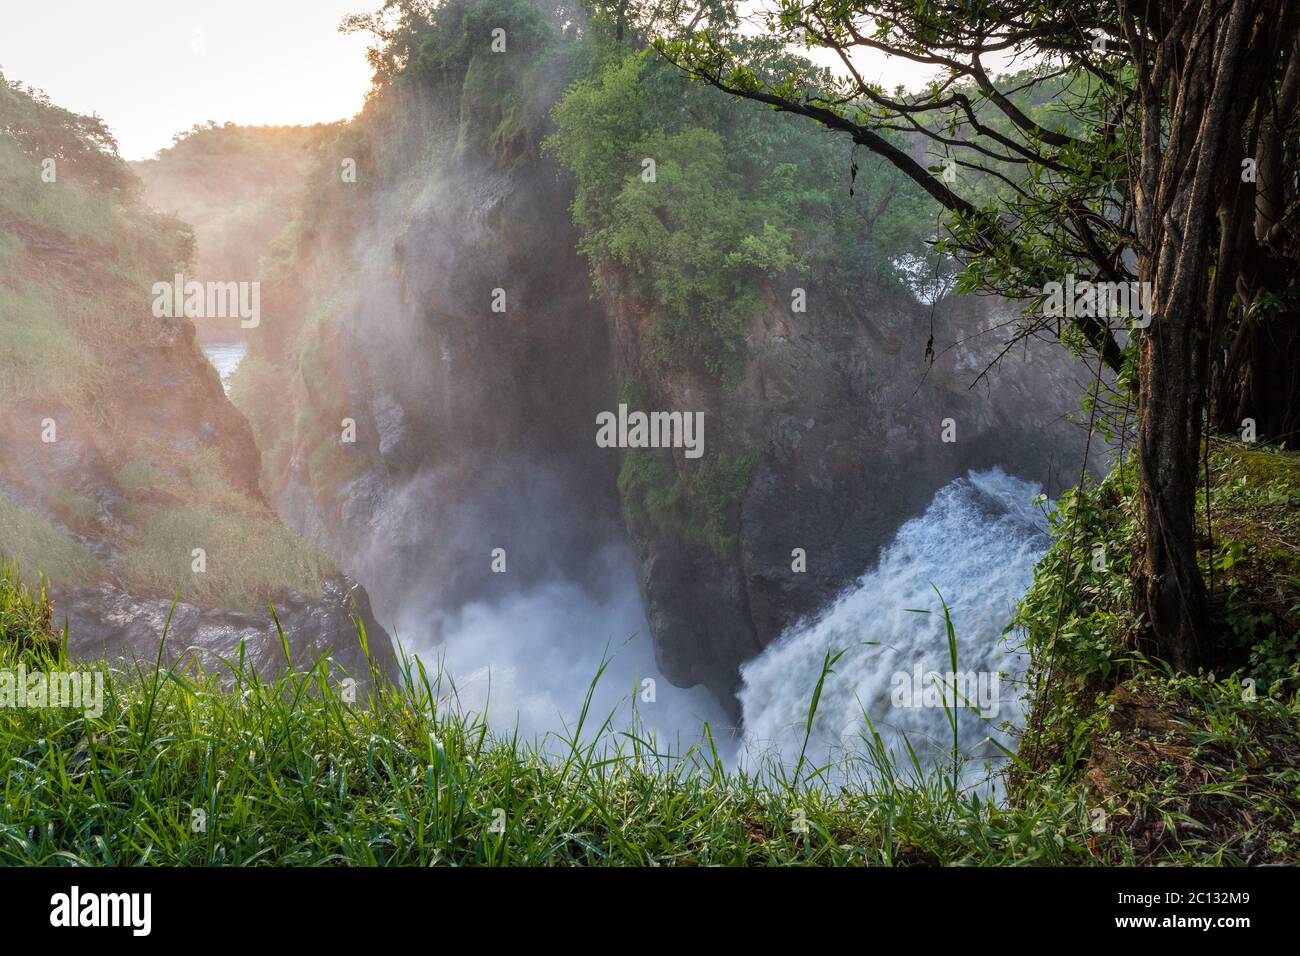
[
  {"left": 390, "top": 469, "right": 1049, "bottom": 779},
  {"left": 399, "top": 546, "right": 733, "bottom": 757},
  {"left": 202, "top": 342, "right": 247, "bottom": 394},
  {"left": 738, "top": 468, "right": 1051, "bottom": 789}
]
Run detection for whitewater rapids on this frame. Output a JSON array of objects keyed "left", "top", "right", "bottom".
[{"left": 737, "top": 468, "right": 1051, "bottom": 788}]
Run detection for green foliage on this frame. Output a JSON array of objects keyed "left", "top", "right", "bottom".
[
  {"left": 601, "top": 126, "right": 798, "bottom": 378},
  {"left": 342, "top": 0, "right": 573, "bottom": 166},
  {"left": 410, "top": 0, "right": 556, "bottom": 76},
  {"left": 689, "top": 449, "right": 761, "bottom": 550},
  {"left": 1011, "top": 442, "right": 1300, "bottom": 861},
  {"left": 0, "top": 137, "right": 122, "bottom": 245},
  {"left": 0, "top": 80, "right": 192, "bottom": 276},
  {"left": 0, "top": 560, "right": 55, "bottom": 654},
  {"left": 344, "top": 0, "right": 559, "bottom": 86},
  {"left": 8, "top": 433, "right": 1296, "bottom": 866},
  {"left": 1015, "top": 468, "right": 1139, "bottom": 685},
  {"left": 1204, "top": 444, "right": 1300, "bottom": 689},
  {"left": 546, "top": 43, "right": 936, "bottom": 382},
  {"left": 132, "top": 121, "right": 335, "bottom": 281},
  {"left": 232, "top": 2, "right": 582, "bottom": 510},
  {"left": 440, "top": 0, "right": 566, "bottom": 162},
  {"left": 652, "top": 8, "right": 1151, "bottom": 384},
  {"left": 0, "top": 69, "right": 134, "bottom": 192}
]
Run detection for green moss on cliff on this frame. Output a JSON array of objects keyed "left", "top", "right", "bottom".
[{"left": 618, "top": 446, "right": 758, "bottom": 558}]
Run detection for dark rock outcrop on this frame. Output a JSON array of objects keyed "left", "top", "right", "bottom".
[
  {"left": 53, "top": 575, "right": 394, "bottom": 689},
  {"left": 612, "top": 286, "right": 1097, "bottom": 705}
]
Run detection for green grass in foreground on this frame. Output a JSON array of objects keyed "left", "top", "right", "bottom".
[
  {"left": 0, "top": 563, "right": 1102, "bottom": 866},
  {"left": 3, "top": 433, "right": 1297, "bottom": 866}
]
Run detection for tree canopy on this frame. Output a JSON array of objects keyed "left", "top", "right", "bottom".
[{"left": 653, "top": 0, "right": 1300, "bottom": 668}]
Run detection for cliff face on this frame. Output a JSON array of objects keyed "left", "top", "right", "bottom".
[
  {"left": 611, "top": 282, "right": 1092, "bottom": 704},
  {"left": 0, "top": 77, "right": 395, "bottom": 685},
  {"left": 232, "top": 76, "right": 627, "bottom": 638},
  {"left": 220, "top": 11, "right": 1093, "bottom": 712}
]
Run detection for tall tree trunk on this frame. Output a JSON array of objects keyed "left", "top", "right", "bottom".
[
  {"left": 1124, "top": 0, "right": 1287, "bottom": 668},
  {"left": 1237, "top": 32, "right": 1300, "bottom": 445},
  {"left": 1212, "top": 33, "right": 1300, "bottom": 444},
  {"left": 1135, "top": 284, "right": 1209, "bottom": 670}
]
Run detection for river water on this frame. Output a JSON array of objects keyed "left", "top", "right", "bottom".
[
  {"left": 202, "top": 341, "right": 247, "bottom": 394},
  {"left": 737, "top": 468, "right": 1051, "bottom": 788},
  {"left": 412, "top": 467, "right": 1052, "bottom": 787}
]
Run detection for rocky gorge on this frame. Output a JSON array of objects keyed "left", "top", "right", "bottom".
[
  {"left": 0, "top": 75, "right": 396, "bottom": 687},
  {"left": 2, "top": 1, "right": 1099, "bottom": 721},
  {"left": 176, "top": 4, "right": 1101, "bottom": 717}
]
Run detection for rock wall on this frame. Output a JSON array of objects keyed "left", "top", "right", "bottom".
[
  {"left": 612, "top": 283, "right": 1095, "bottom": 705},
  {"left": 258, "top": 96, "right": 628, "bottom": 636},
  {"left": 0, "top": 82, "right": 397, "bottom": 687},
  {"left": 227, "top": 60, "right": 1095, "bottom": 713}
]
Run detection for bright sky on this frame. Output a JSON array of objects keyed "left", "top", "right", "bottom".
[
  {"left": 0, "top": 0, "right": 376, "bottom": 159},
  {"left": 0, "top": 0, "right": 973, "bottom": 162}
]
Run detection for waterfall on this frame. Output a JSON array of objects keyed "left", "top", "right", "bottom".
[
  {"left": 737, "top": 468, "right": 1051, "bottom": 788},
  {"left": 399, "top": 545, "right": 732, "bottom": 755}
]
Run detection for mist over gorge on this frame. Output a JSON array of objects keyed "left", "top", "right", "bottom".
[
  {"left": 4, "top": 0, "right": 1299, "bottom": 880},
  {"left": 124, "top": 0, "right": 1099, "bottom": 760},
  {"left": 0, "top": 0, "right": 1102, "bottom": 770},
  {"left": 4, "top": 0, "right": 1097, "bottom": 765}
]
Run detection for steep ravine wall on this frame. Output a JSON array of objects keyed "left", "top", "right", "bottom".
[
  {"left": 0, "top": 277, "right": 396, "bottom": 685},
  {"left": 258, "top": 123, "right": 628, "bottom": 649},
  {"left": 609, "top": 280, "right": 1095, "bottom": 706},
  {"left": 216, "top": 16, "right": 1097, "bottom": 714},
  {"left": 0, "top": 82, "right": 396, "bottom": 686}
]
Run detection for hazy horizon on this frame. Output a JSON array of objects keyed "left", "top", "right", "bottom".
[
  {"left": 0, "top": 0, "right": 374, "bottom": 159},
  {"left": 0, "top": 0, "right": 957, "bottom": 161}
]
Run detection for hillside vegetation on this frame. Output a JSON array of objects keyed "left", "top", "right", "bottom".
[
  {"left": 133, "top": 121, "right": 337, "bottom": 343},
  {"left": 0, "top": 71, "right": 335, "bottom": 611}
]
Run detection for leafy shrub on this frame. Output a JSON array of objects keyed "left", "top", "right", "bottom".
[
  {"left": 0, "top": 559, "right": 54, "bottom": 653},
  {"left": 546, "top": 42, "right": 936, "bottom": 383}
]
